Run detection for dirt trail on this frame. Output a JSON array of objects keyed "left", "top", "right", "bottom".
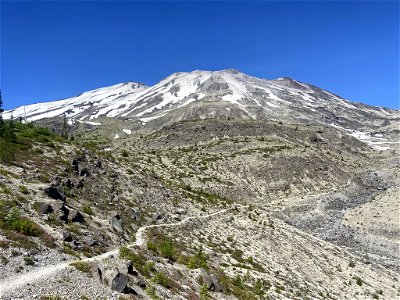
[{"left": 0, "top": 206, "right": 240, "bottom": 297}]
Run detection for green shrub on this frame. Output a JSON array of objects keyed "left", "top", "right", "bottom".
[
  {"left": 147, "top": 241, "right": 157, "bottom": 251},
  {"left": 158, "top": 239, "right": 176, "bottom": 260},
  {"left": 233, "top": 275, "right": 244, "bottom": 289},
  {"left": 146, "top": 285, "right": 160, "bottom": 300},
  {"left": 355, "top": 276, "right": 363, "bottom": 286},
  {"left": 254, "top": 278, "right": 264, "bottom": 295},
  {"left": 0, "top": 140, "right": 16, "bottom": 163},
  {"left": 11, "top": 219, "right": 42, "bottom": 236},
  {"left": 18, "top": 185, "right": 29, "bottom": 195},
  {"left": 187, "top": 247, "right": 208, "bottom": 270},
  {"left": 82, "top": 205, "right": 93, "bottom": 215},
  {"left": 200, "top": 283, "right": 210, "bottom": 299},
  {"left": 119, "top": 247, "right": 151, "bottom": 277},
  {"left": 70, "top": 261, "right": 91, "bottom": 273},
  {"left": 34, "top": 148, "right": 44, "bottom": 154},
  {"left": 152, "top": 271, "right": 171, "bottom": 288}
]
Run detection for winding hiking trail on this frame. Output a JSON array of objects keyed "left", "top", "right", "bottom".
[{"left": 0, "top": 206, "right": 240, "bottom": 297}]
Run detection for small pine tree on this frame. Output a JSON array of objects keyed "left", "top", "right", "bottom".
[{"left": 0, "top": 90, "right": 3, "bottom": 124}]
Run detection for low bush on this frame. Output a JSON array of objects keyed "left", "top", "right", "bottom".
[
  {"left": 70, "top": 261, "right": 91, "bottom": 273},
  {"left": 152, "top": 271, "right": 171, "bottom": 288}
]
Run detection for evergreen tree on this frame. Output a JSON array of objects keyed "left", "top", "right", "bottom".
[{"left": 0, "top": 90, "right": 4, "bottom": 125}]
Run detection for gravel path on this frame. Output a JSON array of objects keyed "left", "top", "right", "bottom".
[{"left": 0, "top": 206, "right": 240, "bottom": 297}]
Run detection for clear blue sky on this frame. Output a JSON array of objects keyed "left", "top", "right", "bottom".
[{"left": 1, "top": 0, "right": 399, "bottom": 110}]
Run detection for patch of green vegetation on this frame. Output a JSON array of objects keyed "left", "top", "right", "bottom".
[
  {"left": 146, "top": 230, "right": 180, "bottom": 261},
  {"left": 0, "top": 119, "right": 66, "bottom": 164},
  {"left": 82, "top": 204, "right": 93, "bottom": 215},
  {"left": 0, "top": 168, "right": 19, "bottom": 178},
  {"left": 70, "top": 261, "right": 91, "bottom": 273},
  {"left": 186, "top": 247, "right": 208, "bottom": 270},
  {"left": 0, "top": 182, "right": 12, "bottom": 194},
  {"left": 0, "top": 255, "right": 9, "bottom": 264},
  {"left": 147, "top": 241, "right": 157, "bottom": 251},
  {"left": 119, "top": 246, "right": 152, "bottom": 277},
  {"left": 40, "top": 295, "right": 64, "bottom": 300},
  {"left": 158, "top": 239, "right": 176, "bottom": 260},
  {"left": 63, "top": 244, "right": 81, "bottom": 258},
  {"left": 200, "top": 283, "right": 210, "bottom": 299},
  {"left": 18, "top": 185, "right": 29, "bottom": 194},
  {"left": 67, "top": 223, "right": 81, "bottom": 235},
  {"left": 0, "top": 205, "right": 42, "bottom": 236},
  {"left": 233, "top": 275, "right": 244, "bottom": 289},
  {"left": 152, "top": 271, "right": 171, "bottom": 288},
  {"left": 146, "top": 284, "right": 160, "bottom": 300}
]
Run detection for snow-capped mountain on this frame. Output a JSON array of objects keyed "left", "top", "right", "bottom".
[
  {"left": 3, "top": 82, "right": 147, "bottom": 122},
  {"left": 3, "top": 69, "right": 399, "bottom": 136}
]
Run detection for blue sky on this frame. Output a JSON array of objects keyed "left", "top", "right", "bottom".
[{"left": 1, "top": 1, "right": 399, "bottom": 110}]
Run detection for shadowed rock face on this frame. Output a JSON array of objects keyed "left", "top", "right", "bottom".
[{"left": 44, "top": 186, "right": 66, "bottom": 201}]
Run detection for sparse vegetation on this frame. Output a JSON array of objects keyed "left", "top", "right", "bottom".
[
  {"left": 18, "top": 185, "right": 29, "bottom": 194},
  {"left": 152, "top": 271, "right": 171, "bottom": 288},
  {"left": 23, "top": 256, "right": 35, "bottom": 266},
  {"left": 82, "top": 204, "right": 93, "bottom": 215},
  {"left": 70, "top": 261, "right": 91, "bottom": 273}
]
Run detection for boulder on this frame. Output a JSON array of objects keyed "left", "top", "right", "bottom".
[
  {"left": 39, "top": 203, "right": 53, "bottom": 214},
  {"left": 71, "top": 240, "right": 82, "bottom": 250},
  {"left": 90, "top": 262, "right": 102, "bottom": 282},
  {"left": 200, "top": 269, "right": 223, "bottom": 292},
  {"left": 127, "top": 261, "right": 138, "bottom": 276},
  {"left": 110, "top": 212, "right": 124, "bottom": 234},
  {"left": 135, "top": 278, "right": 146, "bottom": 288},
  {"left": 131, "top": 208, "right": 140, "bottom": 220},
  {"left": 62, "top": 231, "right": 72, "bottom": 242},
  {"left": 122, "top": 286, "right": 138, "bottom": 295},
  {"left": 69, "top": 210, "right": 85, "bottom": 223},
  {"left": 50, "top": 177, "right": 62, "bottom": 186},
  {"left": 109, "top": 271, "right": 129, "bottom": 292},
  {"left": 77, "top": 179, "right": 84, "bottom": 189},
  {"left": 63, "top": 178, "right": 74, "bottom": 189},
  {"left": 78, "top": 165, "right": 89, "bottom": 177},
  {"left": 44, "top": 186, "right": 66, "bottom": 201},
  {"left": 51, "top": 204, "right": 69, "bottom": 222},
  {"left": 85, "top": 237, "right": 99, "bottom": 247},
  {"left": 153, "top": 213, "right": 165, "bottom": 221},
  {"left": 175, "top": 208, "right": 187, "bottom": 215},
  {"left": 71, "top": 157, "right": 83, "bottom": 172},
  {"left": 94, "top": 159, "right": 102, "bottom": 169},
  {"left": 209, "top": 274, "right": 223, "bottom": 292}
]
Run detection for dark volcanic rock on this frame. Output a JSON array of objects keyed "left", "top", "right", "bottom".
[
  {"left": 62, "top": 231, "right": 73, "bottom": 242},
  {"left": 110, "top": 272, "right": 129, "bottom": 292},
  {"left": 200, "top": 269, "right": 223, "bottom": 292},
  {"left": 44, "top": 186, "right": 66, "bottom": 201},
  {"left": 69, "top": 210, "right": 85, "bottom": 223}
]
